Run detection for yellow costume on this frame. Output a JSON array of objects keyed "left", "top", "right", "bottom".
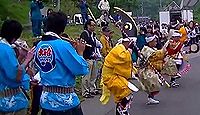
[
  {"left": 99, "top": 34, "right": 113, "bottom": 105},
  {"left": 100, "top": 35, "right": 112, "bottom": 57},
  {"left": 139, "top": 46, "right": 164, "bottom": 93},
  {"left": 101, "top": 44, "right": 137, "bottom": 103},
  {"left": 179, "top": 26, "right": 188, "bottom": 43}
]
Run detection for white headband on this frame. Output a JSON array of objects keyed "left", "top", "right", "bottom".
[
  {"left": 145, "top": 35, "right": 156, "bottom": 43},
  {"left": 172, "top": 32, "right": 182, "bottom": 37},
  {"left": 117, "top": 38, "right": 130, "bottom": 43}
]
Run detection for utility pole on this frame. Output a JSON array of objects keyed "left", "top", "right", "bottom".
[
  {"left": 160, "top": 0, "right": 162, "bottom": 8},
  {"left": 141, "top": 0, "right": 144, "bottom": 16},
  {"left": 57, "top": 0, "right": 61, "bottom": 11}
]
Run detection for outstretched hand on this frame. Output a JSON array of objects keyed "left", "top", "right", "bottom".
[
  {"left": 162, "top": 40, "right": 170, "bottom": 53},
  {"left": 75, "top": 38, "right": 86, "bottom": 56}
]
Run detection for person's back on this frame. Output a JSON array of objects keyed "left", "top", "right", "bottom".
[
  {"left": 34, "top": 12, "right": 88, "bottom": 115},
  {"left": 0, "top": 20, "right": 34, "bottom": 114},
  {"left": 0, "top": 42, "right": 29, "bottom": 112}
]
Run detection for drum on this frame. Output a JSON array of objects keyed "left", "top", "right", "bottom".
[{"left": 190, "top": 43, "right": 199, "bottom": 53}]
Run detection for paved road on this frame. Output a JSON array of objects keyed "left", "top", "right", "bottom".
[{"left": 82, "top": 54, "right": 200, "bottom": 115}]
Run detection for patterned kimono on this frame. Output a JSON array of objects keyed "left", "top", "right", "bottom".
[
  {"left": 179, "top": 26, "right": 188, "bottom": 43},
  {"left": 161, "top": 40, "right": 183, "bottom": 76},
  {"left": 138, "top": 46, "right": 164, "bottom": 93},
  {"left": 166, "top": 40, "right": 191, "bottom": 76}
]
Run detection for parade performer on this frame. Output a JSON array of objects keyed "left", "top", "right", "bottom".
[
  {"left": 166, "top": 32, "right": 188, "bottom": 87},
  {"left": 138, "top": 35, "right": 169, "bottom": 105},
  {"left": 178, "top": 24, "right": 188, "bottom": 44},
  {"left": 34, "top": 12, "right": 89, "bottom": 115},
  {"left": 0, "top": 20, "right": 34, "bottom": 115},
  {"left": 101, "top": 37, "right": 139, "bottom": 115},
  {"left": 100, "top": 26, "right": 113, "bottom": 58},
  {"left": 99, "top": 26, "right": 113, "bottom": 105}
]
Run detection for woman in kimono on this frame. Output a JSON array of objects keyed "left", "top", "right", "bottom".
[
  {"left": 101, "top": 37, "right": 139, "bottom": 115},
  {"left": 139, "top": 35, "right": 169, "bottom": 105}
]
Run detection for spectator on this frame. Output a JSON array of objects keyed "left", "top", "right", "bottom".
[
  {"left": 43, "top": 8, "right": 53, "bottom": 32},
  {"left": 79, "top": 0, "right": 89, "bottom": 24},
  {"left": 136, "top": 27, "right": 147, "bottom": 50},
  {"left": 187, "top": 21, "right": 197, "bottom": 45},
  {"left": 98, "top": 0, "right": 110, "bottom": 15},
  {"left": 30, "top": 0, "right": 44, "bottom": 37},
  {"left": 81, "top": 19, "right": 102, "bottom": 98},
  {"left": 154, "top": 25, "right": 163, "bottom": 49}
]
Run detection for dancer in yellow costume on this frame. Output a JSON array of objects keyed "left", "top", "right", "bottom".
[
  {"left": 99, "top": 26, "right": 113, "bottom": 105},
  {"left": 101, "top": 37, "right": 138, "bottom": 115}
]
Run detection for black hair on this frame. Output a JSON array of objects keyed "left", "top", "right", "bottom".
[
  {"left": 46, "top": 12, "right": 67, "bottom": 35},
  {"left": 0, "top": 20, "right": 22, "bottom": 44},
  {"left": 84, "top": 19, "right": 95, "bottom": 30},
  {"left": 140, "top": 27, "right": 147, "bottom": 34},
  {"left": 188, "top": 21, "right": 195, "bottom": 29},
  {"left": 122, "top": 32, "right": 128, "bottom": 39},
  {"left": 154, "top": 24, "right": 160, "bottom": 29},
  {"left": 61, "top": 33, "right": 69, "bottom": 38},
  {"left": 146, "top": 25, "right": 152, "bottom": 29}
]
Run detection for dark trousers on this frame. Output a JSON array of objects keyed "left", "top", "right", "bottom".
[
  {"left": 43, "top": 104, "right": 83, "bottom": 115},
  {"left": 31, "top": 85, "right": 44, "bottom": 115},
  {"left": 81, "top": 13, "right": 88, "bottom": 24},
  {"left": 188, "top": 37, "right": 197, "bottom": 46},
  {"left": 148, "top": 91, "right": 159, "bottom": 99},
  {"left": 31, "top": 19, "right": 42, "bottom": 37}
]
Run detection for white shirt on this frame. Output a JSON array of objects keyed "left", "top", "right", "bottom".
[{"left": 98, "top": 0, "right": 110, "bottom": 11}]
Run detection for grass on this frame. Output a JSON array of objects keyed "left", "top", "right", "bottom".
[
  {"left": 21, "top": 23, "right": 122, "bottom": 46},
  {"left": 65, "top": 24, "right": 122, "bottom": 42},
  {"left": 21, "top": 31, "right": 34, "bottom": 46},
  {"left": 0, "top": 0, "right": 30, "bottom": 26}
]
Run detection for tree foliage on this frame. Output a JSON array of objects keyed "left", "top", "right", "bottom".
[{"left": 136, "top": 0, "right": 200, "bottom": 21}]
